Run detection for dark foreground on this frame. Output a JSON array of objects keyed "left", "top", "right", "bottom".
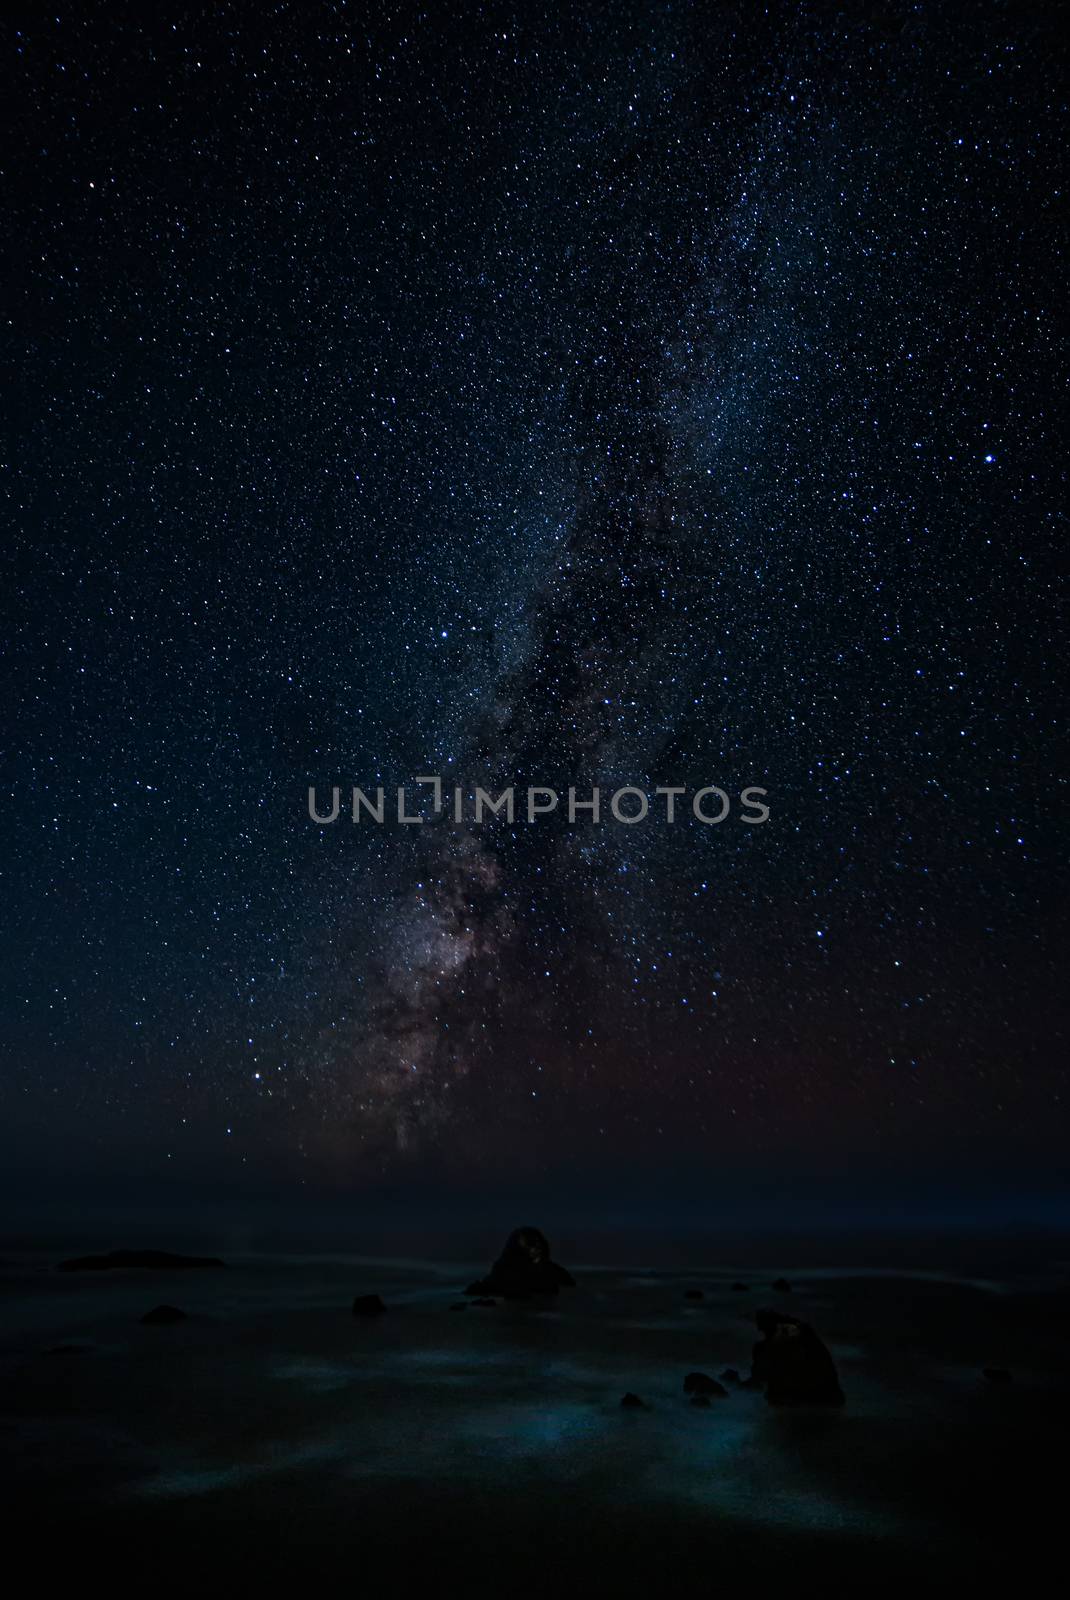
[{"left": 2, "top": 1240, "right": 1066, "bottom": 1581}]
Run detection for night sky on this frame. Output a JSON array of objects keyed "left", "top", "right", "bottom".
[{"left": 2, "top": 2, "right": 1065, "bottom": 1225}]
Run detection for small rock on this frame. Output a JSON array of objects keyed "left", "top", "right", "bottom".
[
  {"left": 983, "top": 1367, "right": 1013, "bottom": 1384},
  {"left": 351, "top": 1294, "right": 386, "bottom": 1317},
  {"left": 620, "top": 1392, "right": 646, "bottom": 1409},
  {"left": 449, "top": 1302, "right": 468, "bottom": 1311},
  {"left": 683, "top": 1371, "right": 728, "bottom": 1397},
  {"left": 771, "top": 1278, "right": 792, "bottom": 1293},
  {"left": 731, "top": 1282, "right": 749, "bottom": 1292},
  {"left": 684, "top": 1289, "right": 704, "bottom": 1301},
  {"left": 141, "top": 1304, "right": 186, "bottom": 1325},
  {"left": 720, "top": 1368, "right": 742, "bottom": 1386}
]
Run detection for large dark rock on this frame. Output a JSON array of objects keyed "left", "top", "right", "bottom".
[
  {"left": 749, "top": 1309, "right": 845, "bottom": 1406},
  {"left": 59, "top": 1249, "right": 225, "bottom": 1273},
  {"left": 464, "top": 1227, "right": 575, "bottom": 1299}
]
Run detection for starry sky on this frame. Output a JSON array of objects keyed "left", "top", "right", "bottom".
[{"left": 2, "top": 2, "right": 1065, "bottom": 1224}]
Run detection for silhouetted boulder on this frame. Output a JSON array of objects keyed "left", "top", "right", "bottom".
[
  {"left": 60, "top": 1249, "right": 225, "bottom": 1272},
  {"left": 352, "top": 1294, "right": 386, "bottom": 1317},
  {"left": 141, "top": 1304, "right": 186, "bottom": 1325},
  {"left": 620, "top": 1392, "right": 646, "bottom": 1409},
  {"left": 464, "top": 1227, "right": 575, "bottom": 1299},
  {"left": 771, "top": 1278, "right": 792, "bottom": 1293},
  {"left": 720, "top": 1368, "right": 742, "bottom": 1386},
  {"left": 749, "top": 1309, "right": 844, "bottom": 1405},
  {"left": 731, "top": 1282, "right": 749, "bottom": 1292},
  {"left": 684, "top": 1289, "right": 704, "bottom": 1301},
  {"left": 983, "top": 1367, "right": 1012, "bottom": 1384},
  {"left": 683, "top": 1371, "right": 727, "bottom": 1397}
]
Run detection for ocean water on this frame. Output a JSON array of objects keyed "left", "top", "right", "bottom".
[{"left": 1, "top": 1244, "right": 1065, "bottom": 1579}]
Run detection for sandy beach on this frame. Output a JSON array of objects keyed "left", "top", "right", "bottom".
[{"left": 2, "top": 1238, "right": 1065, "bottom": 1580}]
